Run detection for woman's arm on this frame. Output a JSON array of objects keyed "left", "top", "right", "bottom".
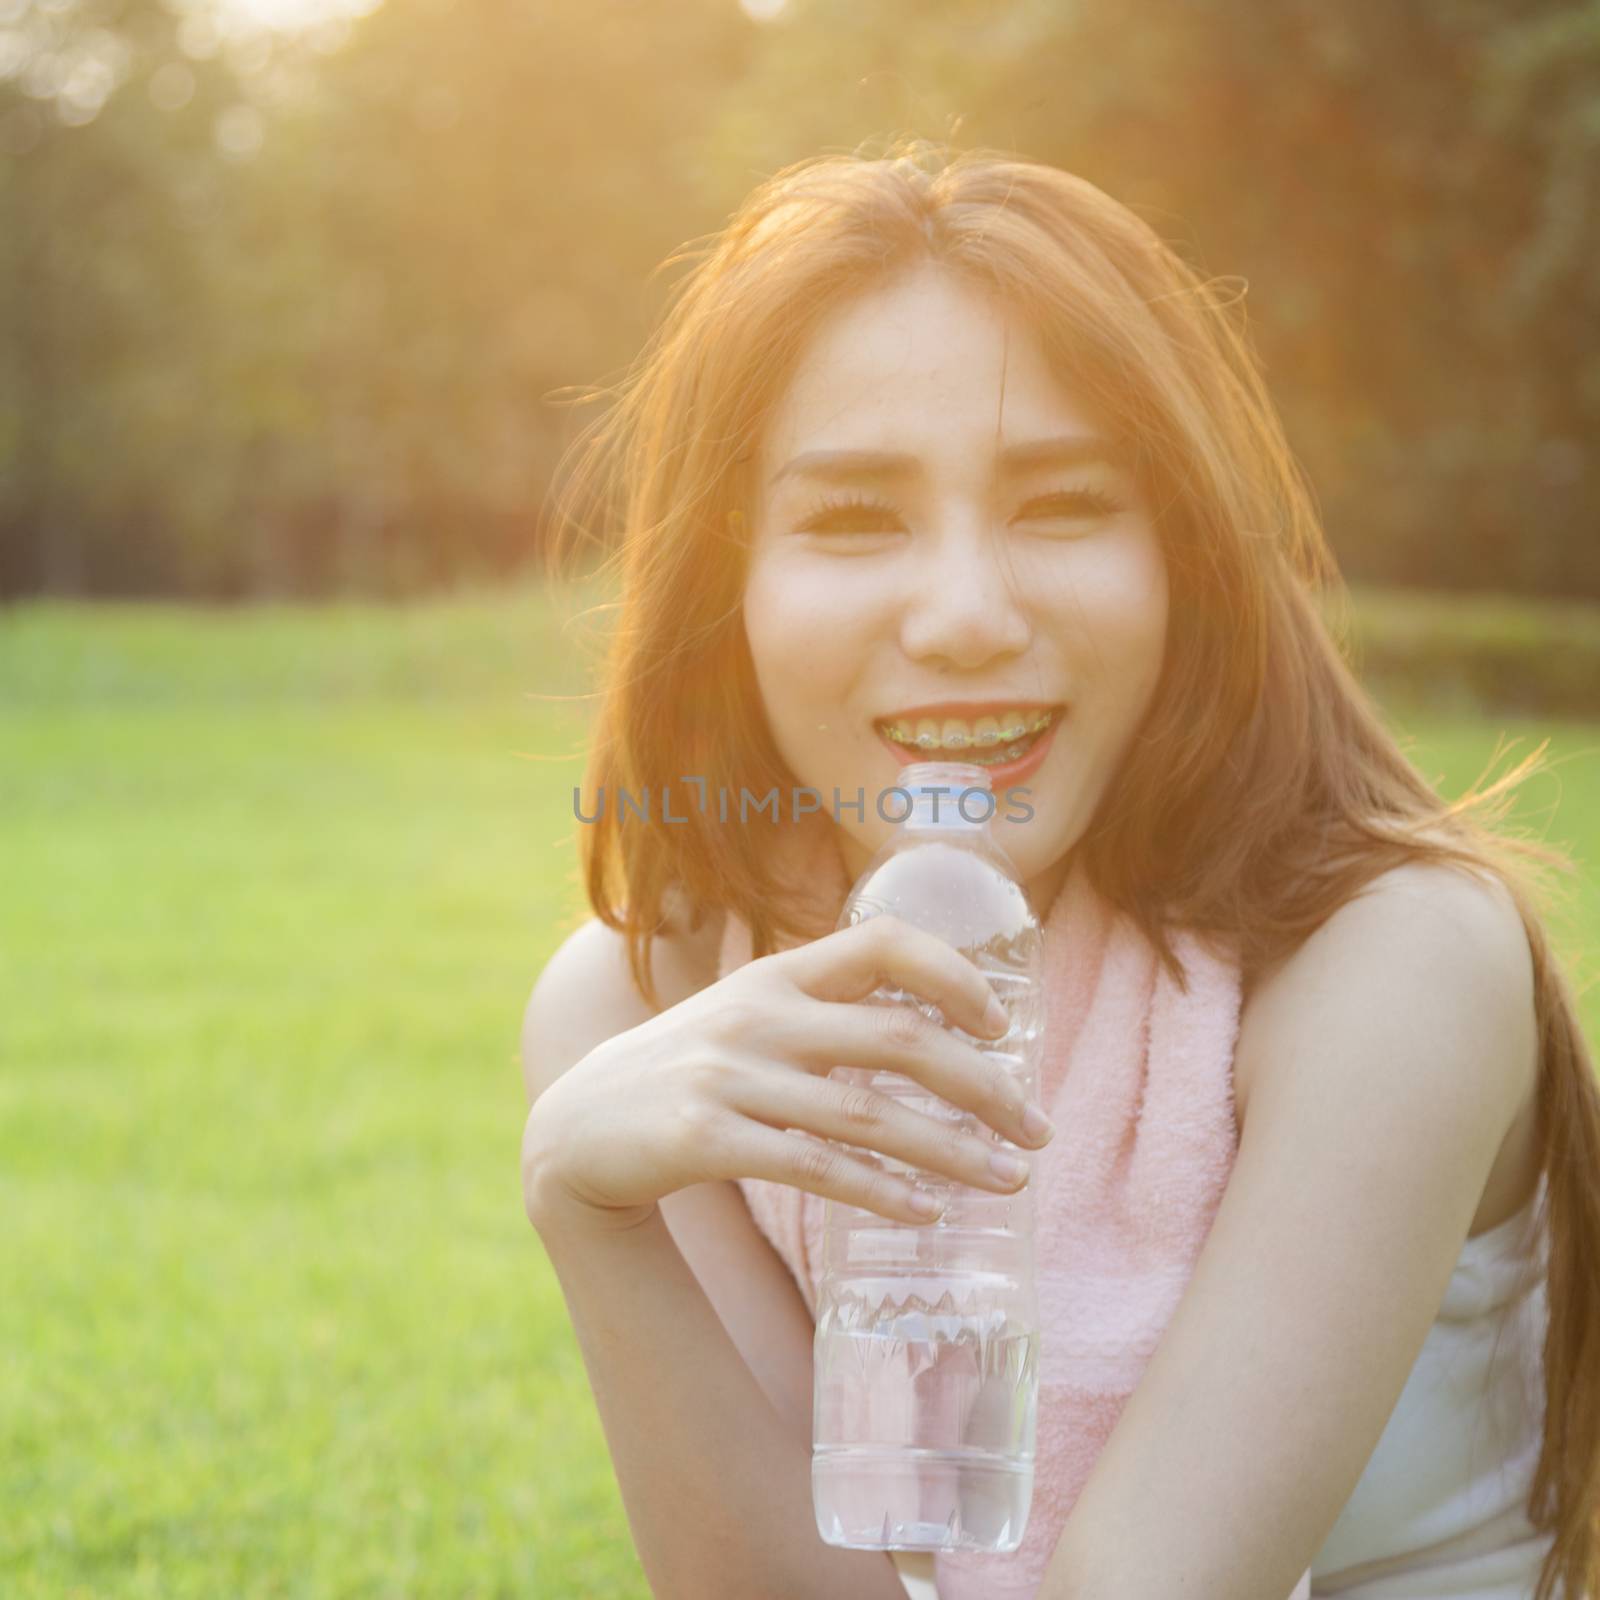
[
  {"left": 521, "top": 919, "right": 917, "bottom": 1600},
  {"left": 1035, "top": 862, "right": 1540, "bottom": 1600},
  {"left": 529, "top": 1181, "right": 912, "bottom": 1600}
]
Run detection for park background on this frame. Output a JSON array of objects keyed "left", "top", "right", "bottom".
[{"left": 2, "top": 1, "right": 1598, "bottom": 1596}]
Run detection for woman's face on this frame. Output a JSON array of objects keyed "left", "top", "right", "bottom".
[{"left": 742, "top": 263, "right": 1169, "bottom": 916}]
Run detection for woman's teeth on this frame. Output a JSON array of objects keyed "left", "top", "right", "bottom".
[{"left": 877, "top": 707, "right": 1058, "bottom": 765}]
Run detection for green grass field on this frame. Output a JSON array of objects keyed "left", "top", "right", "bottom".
[{"left": 3, "top": 581, "right": 1597, "bottom": 1599}]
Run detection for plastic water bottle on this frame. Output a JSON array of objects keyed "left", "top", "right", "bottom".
[{"left": 812, "top": 760, "right": 1045, "bottom": 1554}]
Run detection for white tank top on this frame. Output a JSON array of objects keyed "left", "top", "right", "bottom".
[
  {"left": 1309, "top": 1173, "right": 1556, "bottom": 1597},
  {"left": 892, "top": 1178, "right": 1557, "bottom": 1600}
]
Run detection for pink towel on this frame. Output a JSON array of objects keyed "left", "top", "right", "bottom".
[{"left": 723, "top": 818, "right": 1313, "bottom": 1600}]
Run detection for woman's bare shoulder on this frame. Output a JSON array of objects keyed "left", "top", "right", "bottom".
[
  {"left": 519, "top": 894, "right": 728, "bottom": 1107},
  {"left": 1235, "top": 856, "right": 1540, "bottom": 1236},
  {"left": 1244, "top": 853, "right": 1527, "bottom": 1009}
]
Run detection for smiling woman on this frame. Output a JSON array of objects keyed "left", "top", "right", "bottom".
[
  {"left": 741, "top": 261, "right": 1167, "bottom": 910},
  {"left": 524, "top": 137, "right": 1600, "bottom": 1600}
]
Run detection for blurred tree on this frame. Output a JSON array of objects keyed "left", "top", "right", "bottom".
[
  {"left": 0, "top": 0, "right": 1592, "bottom": 599},
  {"left": 698, "top": 0, "right": 1599, "bottom": 598}
]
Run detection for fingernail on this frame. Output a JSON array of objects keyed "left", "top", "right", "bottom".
[
  {"left": 990, "top": 1151, "right": 1029, "bottom": 1184},
  {"left": 985, "top": 995, "right": 1009, "bottom": 1034},
  {"left": 909, "top": 1189, "right": 945, "bottom": 1218},
  {"left": 1022, "top": 1103, "right": 1055, "bottom": 1143}
]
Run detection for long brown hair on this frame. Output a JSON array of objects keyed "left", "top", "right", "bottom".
[{"left": 543, "top": 135, "right": 1599, "bottom": 1596}]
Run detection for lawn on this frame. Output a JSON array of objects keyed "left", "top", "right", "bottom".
[{"left": 2, "top": 580, "right": 1596, "bottom": 1599}]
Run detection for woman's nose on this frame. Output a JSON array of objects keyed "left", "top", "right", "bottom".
[{"left": 898, "top": 526, "right": 1032, "bottom": 669}]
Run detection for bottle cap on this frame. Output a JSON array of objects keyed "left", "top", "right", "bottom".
[{"left": 898, "top": 761, "right": 995, "bottom": 829}]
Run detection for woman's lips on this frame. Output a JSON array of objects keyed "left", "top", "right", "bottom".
[{"left": 873, "top": 712, "right": 1063, "bottom": 792}]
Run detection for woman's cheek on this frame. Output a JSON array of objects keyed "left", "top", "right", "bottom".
[
  {"left": 1065, "top": 537, "right": 1168, "bottom": 669},
  {"left": 750, "top": 553, "right": 854, "bottom": 635}
]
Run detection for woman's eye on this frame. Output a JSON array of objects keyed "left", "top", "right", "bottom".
[
  {"left": 1021, "top": 489, "right": 1123, "bottom": 525},
  {"left": 794, "top": 487, "right": 1124, "bottom": 538},
  {"left": 796, "top": 493, "right": 900, "bottom": 536}
]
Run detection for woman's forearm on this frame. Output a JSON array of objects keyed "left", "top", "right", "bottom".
[{"left": 531, "top": 1183, "right": 912, "bottom": 1600}]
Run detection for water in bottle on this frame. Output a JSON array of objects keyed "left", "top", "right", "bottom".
[{"left": 812, "top": 760, "right": 1045, "bottom": 1554}]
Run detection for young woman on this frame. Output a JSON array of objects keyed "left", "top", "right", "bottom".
[{"left": 519, "top": 140, "right": 1599, "bottom": 1600}]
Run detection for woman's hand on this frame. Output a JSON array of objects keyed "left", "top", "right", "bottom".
[{"left": 521, "top": 913, "right": 1057, "bottom": 1234}]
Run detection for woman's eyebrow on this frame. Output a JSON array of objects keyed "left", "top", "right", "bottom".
[{"left": 768, "top": 433, "right": 1121, "bottom": 488}]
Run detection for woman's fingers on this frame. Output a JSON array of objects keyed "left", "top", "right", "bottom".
[
  {"left": 729, "top": 1119, "right": 950, "bottom": 1225},
  {"left": 776, "top": 994, "right": 1052, "bottom": 1150},
  {"left": 778, "top": 914, "right": 1010, "bottom": 1043},
  {"left": 723, "top": 1061, "right": 1033, "bottom": 1195}
]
